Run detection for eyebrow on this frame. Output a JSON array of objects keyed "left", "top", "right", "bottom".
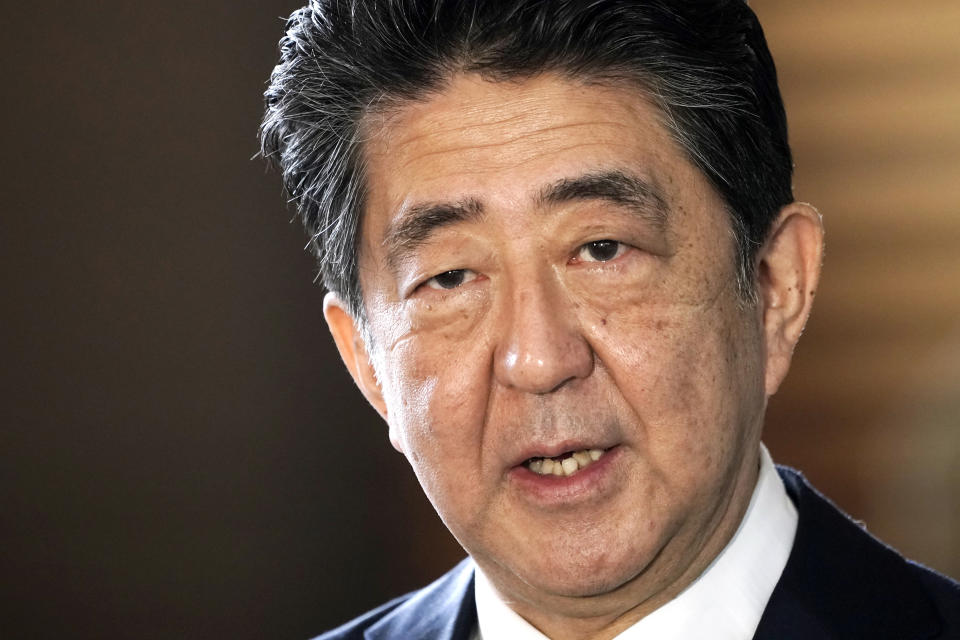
[
  {"left": 381, "top": 169, "right": 668, "bottom": 272},
  {"left": 383, "top": 198, "right": 484, "bottom": 272},
  {"left": 537, "top": 170, "right": 669, "bottom": 230}
]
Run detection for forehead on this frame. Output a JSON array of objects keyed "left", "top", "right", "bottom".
[
  {"left": 359, "top": 73, "right": 724, "bottom": 257},
  {"left": 366, "top": 75, "right": 671, "bottom": 185}
]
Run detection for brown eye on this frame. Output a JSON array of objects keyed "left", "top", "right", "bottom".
[
  {"left": 578, "top": 240, "right": 625, "bottom": 263},
  {"left": 425, "top": 269, "right": 477, "bottom": 290}
]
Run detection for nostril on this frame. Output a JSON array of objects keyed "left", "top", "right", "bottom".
[{"left": 544, "top": 375, "right": 578, "bottom": 395}]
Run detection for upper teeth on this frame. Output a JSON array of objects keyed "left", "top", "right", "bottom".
[{"left": 526, "top": 448, "right": 604, "bottom": 476}]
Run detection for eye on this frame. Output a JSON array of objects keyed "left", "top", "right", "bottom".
[
  {"left": 423, "top": 269, "right": 478, "bottom": 290},
  {"left": 577, "top": 240, "right": 627, "bottom": 263}
]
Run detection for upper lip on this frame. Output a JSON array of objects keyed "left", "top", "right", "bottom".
[{"left": 509, "top": 440, "right": 616, "bottom": 467}]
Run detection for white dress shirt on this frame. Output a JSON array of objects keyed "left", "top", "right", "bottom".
[{"left": 471, "top": 444, "right": 797, "bottom": 640}]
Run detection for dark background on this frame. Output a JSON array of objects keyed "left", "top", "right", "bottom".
[{"left": 2, "top": 1, "right": 958, "bottom": 638}]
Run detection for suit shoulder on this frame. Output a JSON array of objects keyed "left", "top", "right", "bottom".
[
  {"left": 310, "top": 593, "right": 413, "bottom": 640},
  {"left": 308, "top": 558, "right": 477, "bottom": 640},
  {"left": 911, "top": 561, "right": 960, "bottom": 636},
  {"left": 765, "top": 466, "right": 960, "bottom": 639}
]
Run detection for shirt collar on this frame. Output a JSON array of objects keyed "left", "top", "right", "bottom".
[{"left": 473, "top": 443, "right": 798, "bottom": 640}]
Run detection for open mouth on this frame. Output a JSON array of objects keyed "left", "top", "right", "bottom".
[{"left": 524, "top": 448, "right": 605, "bottom": 477}]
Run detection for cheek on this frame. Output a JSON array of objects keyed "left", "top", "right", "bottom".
[
  {"left": 377, "top": 334, "right": 498, "bottom": 538},
  {"left": 367, "top": 283, "right": 495, "bottom": 471},
  {"left": 594, "top": 296, "right": 762, "bottom": 477},
  {"left": 379, "top": 329, "right": 491, "bottom": 474}
]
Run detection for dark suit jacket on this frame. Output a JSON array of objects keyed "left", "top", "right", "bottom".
[{"left": 316, "top": 467, "right": 960, "bottom": 639}]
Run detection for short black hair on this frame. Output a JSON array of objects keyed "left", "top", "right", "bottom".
[{"left": 260, "top": 0, "right": 793, "bottom": 318}]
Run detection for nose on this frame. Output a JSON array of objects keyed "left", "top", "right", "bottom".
[{"left": 494, "top": 275, "right": 594, "bottom": 394}]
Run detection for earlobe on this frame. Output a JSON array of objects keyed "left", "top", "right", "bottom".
[
  {"left": 757, "top": 202, "right": 824, "bottom": 396},
  {"left": 323, "top": 292, "right": 389, "bottom": 421}
]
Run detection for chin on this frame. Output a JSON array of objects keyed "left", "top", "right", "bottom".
[
  {"left": 545, "top": 573, "right": 636, "bottom": 599},
  {"left": 512, "top": 540, "right": 657, "bottom": 600}
]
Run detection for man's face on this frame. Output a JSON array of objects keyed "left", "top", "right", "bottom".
[{"left": 344, "top": 74, "right": 772, "bottom": 610}]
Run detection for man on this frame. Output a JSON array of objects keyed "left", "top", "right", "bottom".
[{"left": 259, "top": 1, "right": 960, "bottom": 638}]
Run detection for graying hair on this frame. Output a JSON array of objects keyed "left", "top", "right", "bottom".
[{"left": 259, "top": 0, "right": 793, "bottom": 319}]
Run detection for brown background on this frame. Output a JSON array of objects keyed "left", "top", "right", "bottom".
[{"left": 2, "top": 1, "right": 957, "bottom": 638}]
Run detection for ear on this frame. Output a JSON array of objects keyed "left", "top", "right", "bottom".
[
  {"left": 757, "top": 202, "right": 824, "bottom": 396},
  {"left": 323, "top": 292, "right": 389, "bottom": 422}
]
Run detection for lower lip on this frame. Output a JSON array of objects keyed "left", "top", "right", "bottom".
[{"left": 508, "top": 446, "right": 622, "bottom": 507}]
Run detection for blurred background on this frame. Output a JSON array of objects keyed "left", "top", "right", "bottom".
[{"left": 2, "top": 0, "right": 957, "bottom": 637}]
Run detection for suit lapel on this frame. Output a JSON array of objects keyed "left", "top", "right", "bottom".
[
  {"left": 753, "top": 467, "right": 942, "bottom": 640},
  {"left": 365, "top": 557, "right": 477, "bottom": 640}
]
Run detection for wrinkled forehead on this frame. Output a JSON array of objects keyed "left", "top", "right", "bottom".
[
  {"left": 355, "top": 73, "right": 712, "bottom": 242},
  {"left": 361, "top": 72, "right": 673, "bottom": 166}
]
